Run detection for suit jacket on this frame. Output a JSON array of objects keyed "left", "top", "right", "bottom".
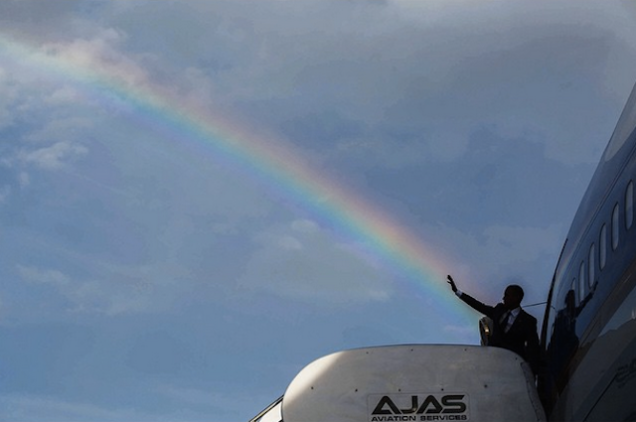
[{"left": 459, "top": 292, "right": 540, "bottom": 373}]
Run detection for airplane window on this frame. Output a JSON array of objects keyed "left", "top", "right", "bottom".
[
  {"left": 612, "top": 203, "right": 620, "bottom": 251},
  {"left": 600, "top": 224, "right": 607, "bottom": 270},
  {"left": 588, "top": 243, "right": 595, "bottom": 288},
  {"left": 579, "top": 261, "right": 586, "bottom": 303},
  {"left": 626, "top": 181, "right": 634, "bottom": 229}
]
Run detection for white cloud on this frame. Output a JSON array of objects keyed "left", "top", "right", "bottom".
[
  {"left": 0, "top": 65, "right": 27, "bottom": 131},
  {"left": 278, "top": 235, "right": 303, "bottom": 250},
  {"left": 18, "top": 171, "right": 30, "bottom": 187},
  {"left": 291, "top": 218, "right": 319, "bottom": 233},
  {"left": 0, "top": 185, "right": 10, "bottom": 204},
  {"left": 19, "top": 141, "right": 88, "bottom": 170},
  {"left": 24, "top": 117, "right": 93, "bottom": 144},
  {"left": 44, "top": 86, "right": 84, "bottom": 105},
  {"left": 41, "top": 29, "right": 149, "bottom": 92},
  {"left": 17, "top": 265, "right": 70, "bottom": 286},
  {"left": 16, "top": 263, "right": 168, "bottom": 316},
  {"left": 238, "top": 220, "right": 393, "bottom": 304}
]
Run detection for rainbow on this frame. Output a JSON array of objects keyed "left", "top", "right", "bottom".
[{"left": 0, "top": 34, "right": 477, "bottom": 327}]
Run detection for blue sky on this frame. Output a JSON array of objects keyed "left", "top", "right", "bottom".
[{"left": 1, "top": 1, "right": 636, "bottom": 421}]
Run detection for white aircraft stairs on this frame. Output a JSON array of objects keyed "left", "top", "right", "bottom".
[{"left": 249, "top": 343, "right": 545, "bottom": 422}]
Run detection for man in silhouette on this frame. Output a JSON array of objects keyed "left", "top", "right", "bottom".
[{"left": 447, "top": 275, "right": 540, "bottom": 374}]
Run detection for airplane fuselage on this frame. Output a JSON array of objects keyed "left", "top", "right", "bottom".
[{"left": 540, "top": 83, "right": 636, "bottom": 421}]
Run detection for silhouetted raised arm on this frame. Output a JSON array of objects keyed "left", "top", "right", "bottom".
[{"left": 447, "top": 275, "right": 496, "bottom": 318}]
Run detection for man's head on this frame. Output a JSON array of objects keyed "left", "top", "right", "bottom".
[{"left": 503, "top": 284, "right": 524, "bottom": 309}]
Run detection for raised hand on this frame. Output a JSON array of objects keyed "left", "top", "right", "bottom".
[{"left": 447, "top": 275, "right": 458, "bottom": 293}]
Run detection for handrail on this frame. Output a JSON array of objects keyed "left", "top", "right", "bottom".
[{"left": 248, "top": 395, "right": 284, "bottom": 422}]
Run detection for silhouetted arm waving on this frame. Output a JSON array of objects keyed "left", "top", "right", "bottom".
[{"left": 447, "top": 275, "right": 496, "bottom": 318}]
